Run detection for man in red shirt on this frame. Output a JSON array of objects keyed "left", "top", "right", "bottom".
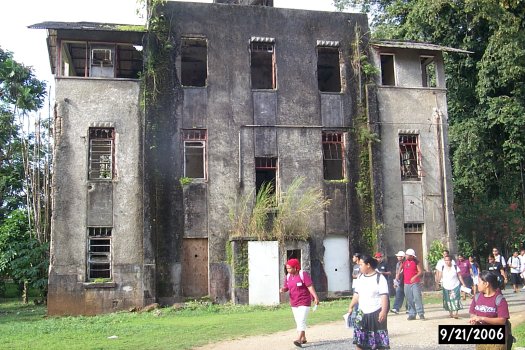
[{"left": 402, "top": 248, "right": 425, "bottom": 320}]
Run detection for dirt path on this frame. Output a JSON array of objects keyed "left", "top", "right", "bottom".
[{"left": 194, "top": 290, "right": 525, "bottom": 350}]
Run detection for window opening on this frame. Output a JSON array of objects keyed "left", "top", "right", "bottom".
[
  {"left": 88, "top": 227, "right": 112, "bottom": 280},
  {"left": 250, "top": 40, "right": 276, "bottom": 89},
  {"left": 89, "top": 128, "right": 114, "bottom": 180},
  {"left": 284, "top": 249, "right": 301, "bottom": 274},
  {"left": 60, "top": 41, "right": 142, "bottom": 78},
  {"left": 380, "top": 54, "right": 396, "bottom": 86},
  {"left": 421, "top": 56, "right": 437, "bottom": 87},
  {"left": 399, "top": 134, "right": 421, "bottom": 181},
  {"left": 404, "top": 223, "right": 423, "bottom": 234},
  {"left": 322, "top": 131, "right": 344, "bottom": 180},
  {"left": 181, "top": 38, "right": 208, "bottom": 87},
  {"left": 183, "top": 129, "right": 207, "bottom": 179},
  {"left": 317, "top": 46, "right": 341, "bottom": 92},
  {"left": 255, "top": 157, "right": 277, "bottom": 196}
]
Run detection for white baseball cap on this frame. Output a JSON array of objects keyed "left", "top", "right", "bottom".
[
  {"left": 395, "top": 250, "right": 405, "bottom": 257},
  {"left": 405, "top": 248, "right": 416, "bottom": 257}
]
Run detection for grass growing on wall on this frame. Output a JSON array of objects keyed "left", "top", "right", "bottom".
[{"left": 228, "top": 177, "right": 330, "bottom": 242}]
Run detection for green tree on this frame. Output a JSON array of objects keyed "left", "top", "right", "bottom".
[
  {"left": 334, "top": 0, "right": 525, "bottom": 257},
  {"left": 0, "top": 47, "right": 50, "bottom": 301}
]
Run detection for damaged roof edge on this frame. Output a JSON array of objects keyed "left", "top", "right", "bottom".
[
  {"left": 28, "top": 21, "right": 146, "bottom": 32},
  {"left": 371, "top": 40, "right": 473, "bottom": 54}
]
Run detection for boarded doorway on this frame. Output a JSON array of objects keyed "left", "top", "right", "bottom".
[
  {"left": 404, "top": 223, "right": 423, "bottom": 260},
  {"left": 248, "top": 241, "right": 280, "bottom": 305},
  {"left": 323, "top": 237, "right": 350, "bottom": 293},
  {"left": 182, "top": 238, "right": 208, "bottom": 297}
]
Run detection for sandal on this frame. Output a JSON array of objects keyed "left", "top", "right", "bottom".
[
  {"left": 293, "top": 340, "right": 302, "bottom": 348},
  {"left": 302, "top": 340, "right": 307, "bottom": 344}
]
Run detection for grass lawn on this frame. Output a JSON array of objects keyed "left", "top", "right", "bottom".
[{"left": 1, "top": 292, "right": 522, "bottom": 349}]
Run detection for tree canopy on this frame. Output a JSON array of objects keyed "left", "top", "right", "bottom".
[
  {"left": 335, "top": 0, "right": 525, "bottom": 257},
  {"left": 0, "top": 46, "right": 49, "bottom": 300}
]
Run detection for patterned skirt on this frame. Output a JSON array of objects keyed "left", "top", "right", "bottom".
[
  {"left": 442, "top": 284, "right": 463, "bottom": 312},
  {"left": 353, "top": 308, "right": 390, "bottom": 350}
]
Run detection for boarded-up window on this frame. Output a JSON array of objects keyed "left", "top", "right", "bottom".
[
  {"left": 88, "top": 227, "right": 112, "bottom": 280},
  {"left": 322, "top": 131, "right": 344, "bottom": 180},
  {"left": 181, "top": 38, "right": 208, "bottom": 87},
  {"left": 89, "top": 128, "right": 114, "bottom": 180},
  {"left": 421, "top": 56, "right": 437, "bottom": 87},
  {"left": 399, "top": 134, "right": 421, "bottom": 181},
  {"left": 317, "top": 46, "right": 341, "bottom": 92},
  {"left": 380, "top": 54, "right": 396, "bottom": 86},
  {"left": 251, "top": 39, "right": 276, "bottom": 89},
  {"left": 183, "top": 129, "right": 207, "bottom": 179}
]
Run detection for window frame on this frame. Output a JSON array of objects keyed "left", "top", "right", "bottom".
[
  {"left": 380, "top": 53, "right": 396, "bottom": 86},
  {"left": 420, "top": 55, "right": 437, "bottom": 88},
  {"left": 180, "top": 37, "right": 208, "bottom": 87},
  {"left": 250, "top": 38, "right": 276, "bottom": 90},
  {"left": 317, "top": 45, "right": 342, "bottom": 93},
  {"left": 322, "top": 131, "right": 345, "bottom": 180},
  {"left": 399, "top": 133, "right": 422, "bottom": 181},
  {"left": 88, "top": 127, "right": 114, "bottom": 181},
  {"left": 183, "top": 129, "right": 207, "bottom": 180},
  {"left": 87, "top": 227, "right": 112, "bottom": 281}
]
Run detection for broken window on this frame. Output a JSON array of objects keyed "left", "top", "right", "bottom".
[
  {"left": 89, "top": 128, "right": 114, "bottom": 180},
  {"left": 399, "top": 134, "right": 421, "bottom": 181},
  {"left": 380, "top": 54, "right": 396, "bottom": 86},
  {"left": 317, "top": 46, "right": 341, "bottom": 92},
  {"left": 87, "top": 227, "right": 112, "bottom": 280},
  {"left": 322, "top": 131, "right": 345, "bottom": 180},
  {"left": 59, "top": 41, "right": 143, "bottom": 78},
  {"left": 255, "top": 157, "right": 277, "bottom": 195},
  {"left": 421, "top": 56, "right": 437, "bottom": 87},
  {"left": 181, "top": 38, "right": 207, "bottom": 87},
  {"left": 183, "top": 129, "right": 207, "bottom": 179},
  {"left": 250, "top": 38, "right": 276, "bottom": 89}
]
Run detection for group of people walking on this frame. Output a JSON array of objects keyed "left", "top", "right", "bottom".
[{"left": 279, "top": 247, "right": 521, "bottom": 349}]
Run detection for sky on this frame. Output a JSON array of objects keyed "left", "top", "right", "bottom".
[{"left": 0, "top": 0, "right": 347, "bottom": 89}]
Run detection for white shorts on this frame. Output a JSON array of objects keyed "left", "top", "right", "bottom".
[
  {"left": 291, "top": 305, "right": 311, "bottom": 332},
  {"left": 473, "top": 276, "right": 479, "bottom": 285}
]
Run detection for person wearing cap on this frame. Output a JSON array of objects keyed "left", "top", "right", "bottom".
[
  {"left": 391, "top": 250, "right": 405, "bottom": 314},
  {"left": 375, "top": 252, "right": 391, "bottom": 279},
  {"left": 402, "top": 248, "right": 425, "bottom": 320},
  {"left": 280, "top": 258, "right": 319, "bottom": 347}
]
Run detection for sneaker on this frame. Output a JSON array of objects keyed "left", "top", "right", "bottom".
[
  {"left": 419, "top": 315, "right": 426, "bottom": 320},
  {"left": 407, "top": 315, "right": 416, "bottom": 320},
  {"left": 390, "top": 309, "right": 399, "bottom": 314}
]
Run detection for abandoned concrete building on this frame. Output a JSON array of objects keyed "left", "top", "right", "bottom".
[{"left": 31, "top": 0, "right": 464, "bottom": 315}]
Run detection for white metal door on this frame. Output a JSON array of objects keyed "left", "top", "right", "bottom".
[
  {"left": 323, "top": 237, "right": 350, "bottom": 292},
  {"left": 248, "top": 241, "right": 280, "bottom": 305}
]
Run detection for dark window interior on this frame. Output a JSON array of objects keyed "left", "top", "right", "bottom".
[
  {"left": 322, "top": 132, "right": 344, "bottom": 180},
  {"left": 181, "top": 38, "right": 208, "bottom": 87},
  {"left": 255, "top": 157, "right": 277, "bottom": 195},
  {"left": 251, "top": 42, "right": 275, "bottom": 89},
  {"left": 318, "top": 46, "right": 341, "bottom": 92},
  {"left": 380, "top": 54, "right": 395, "bottom": 86}
]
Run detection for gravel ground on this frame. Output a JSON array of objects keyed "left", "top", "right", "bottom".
[{"left": 194, "top": 290, "right": 525, "bottom": 350}]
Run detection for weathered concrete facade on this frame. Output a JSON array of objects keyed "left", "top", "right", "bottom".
[{"left": 34, "top": 2, "right": 461, "bottom": 315}]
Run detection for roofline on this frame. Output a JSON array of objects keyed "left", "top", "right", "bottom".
[
  {"left": 371, "top": 40, "right": 473, "bottom": 54},
  {"left": 28, "top": 21, "right": 146, "bottom": 33}
]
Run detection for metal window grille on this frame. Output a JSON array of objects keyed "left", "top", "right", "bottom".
[
  {"left": 89, "top": 128, "right": 114, "bottom": 180},
  {"left": 255, "top": 157, "right": 277, "bottom": 169},
  {"left": 88, "top": 227, "right": 112, "bottom": 280},
  {"left": 183, "top": 129, "right": 207, "bottom": 141},
  {"left": 322, "top": 131, "right": 344, "bottom": 180},
  {"left": 404, "top": 223, "right": 423, "bottom": 234},
  {"left": 399, "top": 134, "right": 422, "bottom": 181},
  {"left": 251, "top": 42, "right": 274, "bottom": 52}
]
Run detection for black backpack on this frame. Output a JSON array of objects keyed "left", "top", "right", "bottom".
[{"left": 474, "top": 293, "right": 515, "bottom": 350}]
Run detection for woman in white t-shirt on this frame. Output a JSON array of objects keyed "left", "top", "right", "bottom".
[
  {"left": 347, "top": 254, "right": 390, "bottom": 350},
  {"left": 441, "top": 256, "right": 466, "bottom": 318}
]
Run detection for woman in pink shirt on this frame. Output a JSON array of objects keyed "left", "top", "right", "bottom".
[{"left": 280, "top": 258, "right": 319, "bottom": 348}]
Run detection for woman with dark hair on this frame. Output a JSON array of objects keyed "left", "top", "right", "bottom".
[
  {"left": 348, "top": 254, "right": 390, "bottom": 350},
  {"left": 280, "top": 258, "right": 319, "bottom": 348},
  {"left": 469, "top": 271, "right": 510, "bottom": 350}
]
